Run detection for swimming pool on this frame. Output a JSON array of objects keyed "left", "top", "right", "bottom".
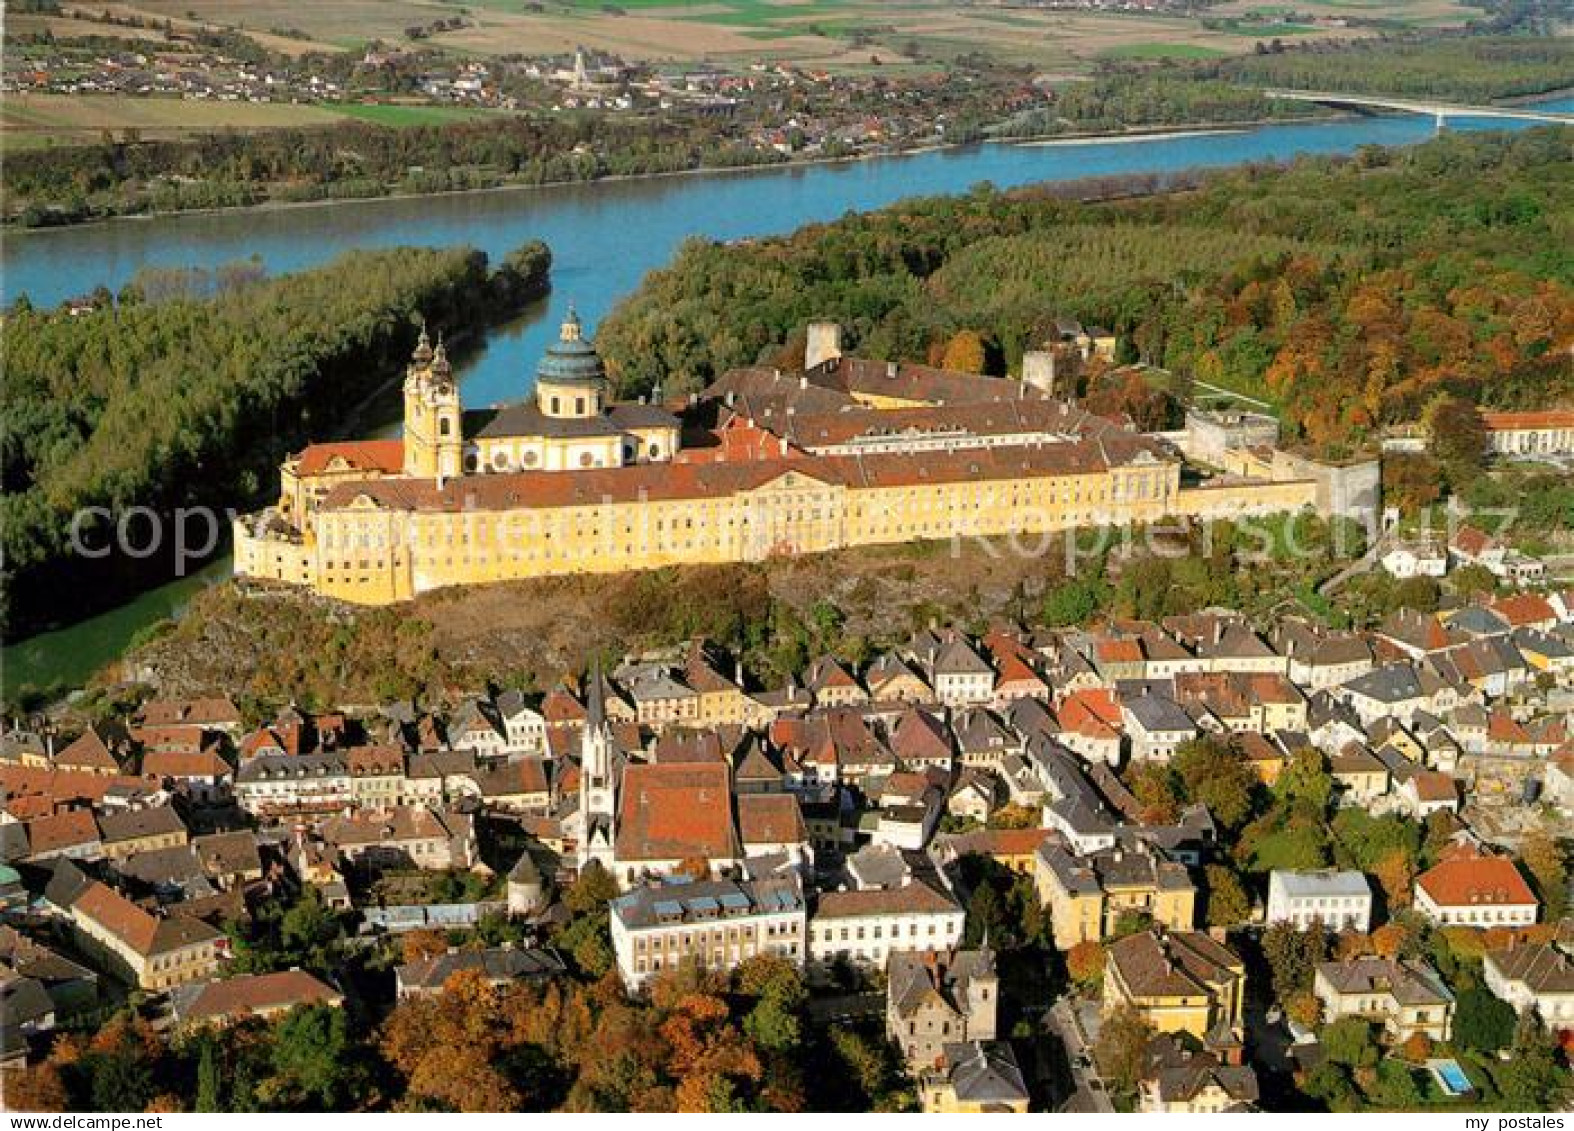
[{"left": 1430, "top": 1059, "right": 1473, "bottom": 1096}]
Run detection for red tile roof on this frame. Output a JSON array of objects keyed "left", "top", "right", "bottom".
[
  {"left": 1094, "top": 638, "right": 1144, "bottom": 664},
  {"left": 177, "top": 970, "right": 342, "bottom": 1024},
  {"left": 615, "top": 762, "right": 739, "bottom": 862},
  {"left": 73, "top": 880, "right": 222, "bottom": 956},
  {"left": 1480, "top": 410, "right": 1574, "bottom": 432},
  {"left": 737, "top": 794, "right": 807, "bottom": 846},
  {"left": 1416, "top": 854, "right": 1536, "bottom": 909},
  {"left": 139, "top": 697, "right": 241, "bottom": 728},
  {"left": 0, "top": 765, "right": 146, "bottom": 807},
  {"left": 296, "top": 439, "right": 404, "bottom": 477},
  {"left": 25, "top": 809, "right": 100, "bottom": 855},
  {"left": 56, "top": 729, "right": 119, "bottom": 772},
  {"left": 320, "top": 435, "right": 1167, "bottom": 515},
  {"left": 945, "top": 827, "right": 1057, "bottom": 859},
  {"left": 1490, "top": 593, "right": 1558, "bottom": 628},
  {"left": 142, "top": 749, "right": 231, "bottom": 779}
]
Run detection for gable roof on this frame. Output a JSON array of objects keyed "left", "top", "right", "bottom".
[
  {"left": 171, "top": 969, "right": 342, "bottom": 1024},
  {"left": 736, "top": 793, "right": 807, "bottom": 847},
  {"left": 295, "top": 439, "right": 404, "bottom": 477},
  {"left": 1416, "top": 853, "right": 1536, "bottom": 908},
  {"left": 55, "top": 729, "right": 118, "bottom": 773},
  {"left": 73, "top": 880, "right": 223, "bottom": 957},
  {"left": 615, "top": 762, "right": 739, "bottom": 862}
]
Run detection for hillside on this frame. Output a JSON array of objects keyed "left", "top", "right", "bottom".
[{"left": 596, "top": 127, "right": 1574, "bottom": 454}]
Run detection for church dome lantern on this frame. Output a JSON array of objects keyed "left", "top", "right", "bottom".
[{"left": 536, "top": 306, "right": 608, "bottom": 419}]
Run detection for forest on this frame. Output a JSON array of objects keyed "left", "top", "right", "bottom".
[
  {"left": 1212, "top": 35, "right": 1574, "bottom": 102},
  {"left": 2, "top": 112, "right": 789, "bottom": 228},
  {"left": 595, "top": 127, "right": 1574, "bottom": 458},
  {"left": 2, "top": 240, "right": 552, "bottom": 641},
  {"left": 994, "top": 36, "right": 1574, "bottom": 138}
]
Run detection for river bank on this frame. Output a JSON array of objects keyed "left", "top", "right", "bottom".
[
  {"left": 2, "top": 114, "right": 1325, "bottom": 240},
  {"left": 4, "top": 99, "right": 1569, "bottom": 699}
]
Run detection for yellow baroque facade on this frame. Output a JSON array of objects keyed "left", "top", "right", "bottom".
[{"left": 234, "top": 315, "right": 1320, "bottom": 606}]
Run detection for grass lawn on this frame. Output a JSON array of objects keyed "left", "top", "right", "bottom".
[{"left": 1100, "top": 41, "right": 1233, "bottom": 60}]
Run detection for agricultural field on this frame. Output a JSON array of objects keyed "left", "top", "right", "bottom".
[
  {"left": 0, "top": 94, "right": 349, "bottom": 151},
  {"left": 104, "top": 0, "right": 1393, "bottom": 70},
  {"left": 1206, "top": 0, "right": 1480, "bottom": 29},
  {"left": 0, "top": 92, "right": 519, "bottom": 152},
  {"left": 33, "top": 2, "right": 349, "bottom": 55}
]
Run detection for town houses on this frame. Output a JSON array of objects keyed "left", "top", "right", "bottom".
[{"left": 5, "top": 558, "right": 1574, "bottom": 1110}]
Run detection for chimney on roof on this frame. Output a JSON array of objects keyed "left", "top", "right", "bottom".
[{"left": 886, "top": 361, "right": 898, "bottom": 379}]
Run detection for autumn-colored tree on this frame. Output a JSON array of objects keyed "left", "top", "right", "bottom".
[
  {"left": 659, "top": 992, "right": 733, "bottom": 1077},
  {"left": 1335, "top": 931, "right": 1373, "bottom": 961},
  {"left": 1370, "top": 921, "right": 1411, "bottom": 959},
  {"left": 940, "top": 330, "right": 987, "bottom": 375},
  {"left": 1, "top": 1064, "right": 70, "bottom": 1112},
  {"left": 381, "top": 968, "right": 522, "bottom": 1112},
  {"left": 1372, "top": 847, "right": 1416, "bottom": 909},
  {"left": 401, "top": 927, "right": 450, "bottom": 966},
  {"left": 987, "top": 803, "right": 1039, "bottom": 830},
  {"left": 1382, "top": 453, "right": 1443, "bottom": 514},
  {"left": 1399, "top": 1033, "right": 1433, "bottom": 1063},
  {"left": 1126, "top": 762, "right": 1181, "bottom": 825},
  {"left": 1067, "top": 940, "right": 1105, "bottom": 989},
  {"left": 1425, "top": 393, "right": 1487, "bottom": 488},
  {"left": 1285, "top": 990, "right": 1322, "bottom": 1029},
  {"left": 1519, "top": 832, "right": 1568, "bottom": 921}
]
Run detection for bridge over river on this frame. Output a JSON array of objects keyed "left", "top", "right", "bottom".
[{"left": 1266, "top": 89, "right": 1574, "bottom": 127}]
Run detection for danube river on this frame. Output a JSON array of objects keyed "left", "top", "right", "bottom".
[{"left": 5, "top": 103, "right": 1570, "bottom": 693}]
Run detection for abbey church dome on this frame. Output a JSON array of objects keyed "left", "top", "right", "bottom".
[{"left": 536, "top": 307, "right": 606, "bottom": 387}]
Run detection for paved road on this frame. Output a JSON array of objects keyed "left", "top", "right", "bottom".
[{"left": 1046, "top": 998, "right": 1115, "bottom": 1113}]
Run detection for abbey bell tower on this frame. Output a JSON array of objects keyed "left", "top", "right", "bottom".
[{"left": 402, "top": 326, "right": 463, "bottom": 480}]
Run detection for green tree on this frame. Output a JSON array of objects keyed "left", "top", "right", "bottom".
[
  {"left": 270, "top": 1004, "right": 362, "bottom": 1108},
  {"left": 1093, "top": 1004, "right": 1153, "bottom": 1093},
  {"left": 1424, "top": 393, "right": 1487, "bottom": 489},
  {"left": 1301, "top": 1062, "right": 1360, "bottom": 1112},
  {"left": 1174, "top": 738, "right": 1257, "bottom": 829},
  {"left": 1273, "top": 747, "right": 1333, "bottom": 814},
  {"left": 1495, "top": 1021, "right": 1568, "bottom": 1110},
  {"left": 1453, "top": 987, "right": 1517, "bottom": 1054},
  {"left": 1204, "top": 864, "right": 1251, "bottom": 929},
  {"left": 965, "top": 882, "right": 1007, "bottom": 948},
  {"left": 1321, "top": 1017, "right": 1378, "bottom": 1069},
  {"left": 1369, "top": 1060, "right": 1422, "bottom": 1108},
  {"left": 1041, "top": 577, "right": 1105, "bottom": 628},
  {"left": 1261, "top": 920, "right": 1325, "bottom": 999},
  {"left": 195, "top": 1033, "right": 223, "bottom": 1113}
]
